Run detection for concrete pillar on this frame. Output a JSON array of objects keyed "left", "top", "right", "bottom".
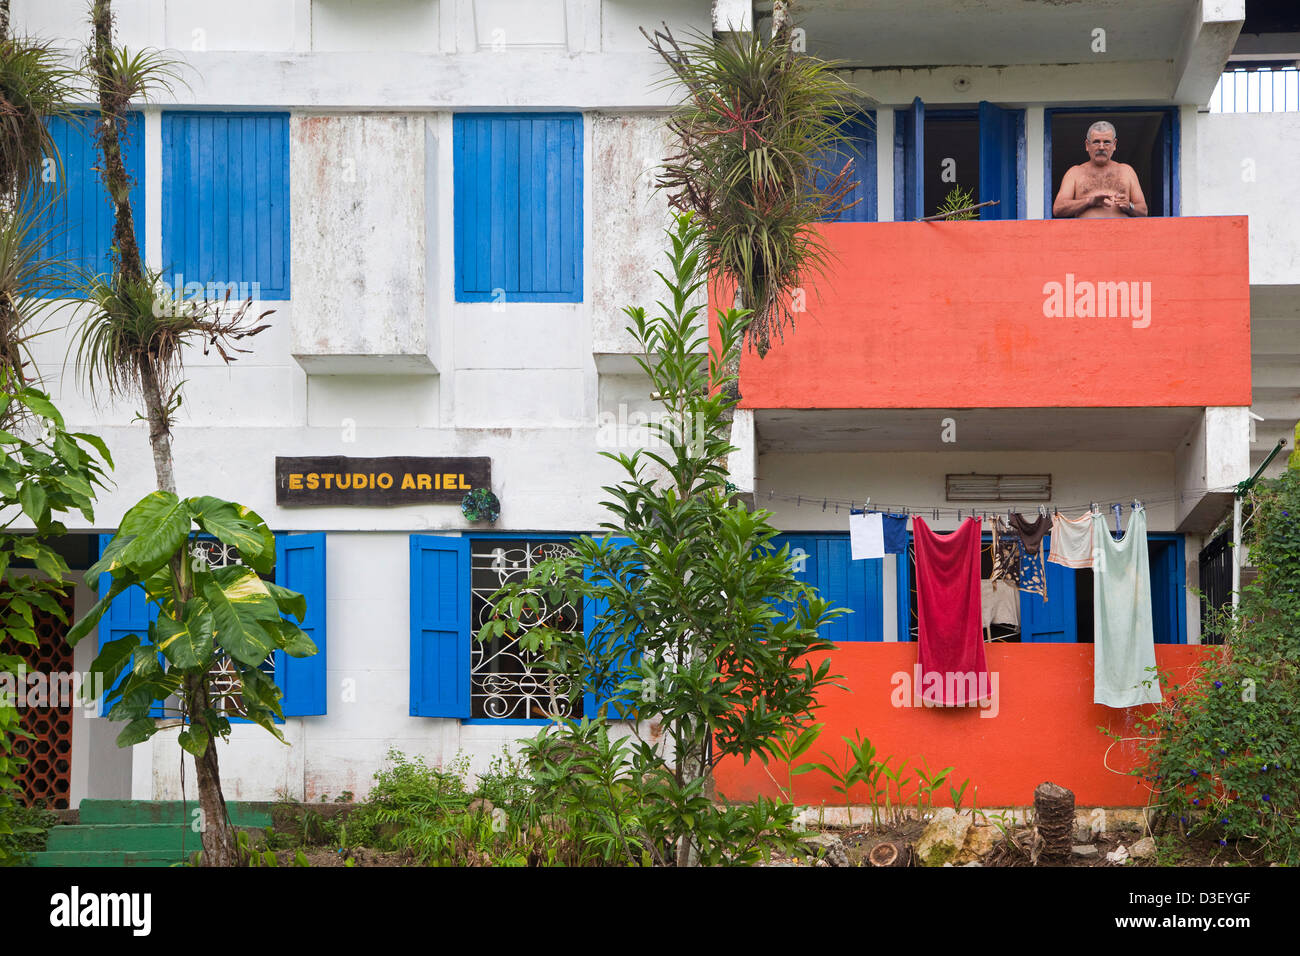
[
  {"left": 727, "top": 408, "right": 756, "bottom": 495},
  {"left": 1176, "top": 406, "right": 1250, "bottom": 533}
]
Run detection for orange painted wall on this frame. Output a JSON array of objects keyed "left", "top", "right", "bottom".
[
  {"left": 713, "top": 642, "right": 1210, "bottom": 808},
  {"left": 714, "top": 217, "right": 1251, "bottom": 409}
]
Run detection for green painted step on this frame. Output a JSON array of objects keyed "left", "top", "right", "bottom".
[
  {"left": 47, "top": 824, "right": 206, "bottom": 853},
  {"left": 29, "top": 849, "right": 186, "bottom": 868},
  {"left": 78, "top": 800, "right": 273, "bottom": 828}
]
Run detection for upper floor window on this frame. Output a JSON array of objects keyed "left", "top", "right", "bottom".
[
  {"left": 894, "top": 99, "right": 1025, "bottom": 221},
  {"left": 161, "top": 112, "right": 291, "bottom": 300},
  {"left": 453, "top": 112, "right": 583, "bottom": 303},
  {"left": 810, "top": 112, "right": 877, "bottom": 222},
  {"left": 1044, "top": 108, "right": 1178, "bottom": 218},
  {"left": 31, "top": 111, "right": 145, "bottom": 297}
]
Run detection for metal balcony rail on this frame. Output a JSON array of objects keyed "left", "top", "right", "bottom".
[{"left": 1209, "top": 66, "right": 1300, "bottom": 113}]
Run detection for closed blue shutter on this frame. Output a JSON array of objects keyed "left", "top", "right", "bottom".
[
  {"left": 409, "top": 535, "right": 470, "bottom": 718},
  {"left": 893, "top": 97, "right": 925, "bottom": 221},
  {"left": 96, "top": 533, "right": 162, "bottom": 718},
  {"left": 454, "top": 113, "right": 583, "bottom": 302},
  {"left": 813, "top": 536, "right": 883, "bottom": 642},
  {"left": 978, "top": 102, "right": 1026, "bottom": 220},
  {"left": 813, "top": 113, "right": 876, "bottom": 222},
  {"left": 276, "top": 533, "right": 327, "bottom": 715},
  {"left": 32, "top": 112, "right": 145, "bottom": 295},
  {"left": 161, "top": 112, "right": 290, "bottom": 299},
  {"left": 1148, "top": 537, "right": 1186, "bottom": 644},
  {"left": 582, "top": 537, "right": 637, "bottom": 720},
  {"left": 1020, "top": 538, "right": 1078, "bottom": 642}
]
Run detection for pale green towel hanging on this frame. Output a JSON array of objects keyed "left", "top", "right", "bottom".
[{"left": 1092, "top": 508, "right": 1162, "bottom": 708}]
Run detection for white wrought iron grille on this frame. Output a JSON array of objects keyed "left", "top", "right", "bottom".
[
  {"left": 187, "top": 538, "right": 275, "bottom": 719},
  {"left": 471, "top": 538, "right": 582, "bottom": 720}
]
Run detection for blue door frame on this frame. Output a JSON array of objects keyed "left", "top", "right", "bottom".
[{"left": 1042, "top": 105, "right": 1180, "bottom": 219}]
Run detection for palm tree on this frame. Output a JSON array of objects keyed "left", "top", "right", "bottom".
[{"left": 75, "top": 0, "right": 270, "bottom": 867}]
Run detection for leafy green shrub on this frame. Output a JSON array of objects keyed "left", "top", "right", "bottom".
[
  {"left": 0, "top": 803, "right": 58, "bottom": 863},
  {"left": 1128, "top": 468, "right": 1300, "bottom": 863}
]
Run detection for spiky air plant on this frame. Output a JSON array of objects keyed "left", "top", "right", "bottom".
[
  {"left": 71, "top": 271, "right": 273, "bottom": 493},
  {"left": 0, "top": 198, "right": 75, "bottom": 422},
  {"left": 643, "top": 21, "right": 862, "bottom": 358},
  {"left": 0, "top": 33, "right": 78, "bottom": 201}
]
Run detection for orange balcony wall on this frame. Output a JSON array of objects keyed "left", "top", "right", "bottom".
[{"left": 711, "top": 217, "right": 1251, "bottom": 410}]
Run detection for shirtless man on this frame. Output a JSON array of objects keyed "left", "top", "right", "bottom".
[{"left": 1052, "top": 121, "right": 1148, "bottom": 218}]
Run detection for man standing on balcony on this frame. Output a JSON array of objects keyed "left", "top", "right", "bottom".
[{"left": 1052, "top": 121, "right": 1148, "bottom": 218}]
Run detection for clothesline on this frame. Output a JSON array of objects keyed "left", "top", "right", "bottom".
[{"left": 755, "top": 484, "right": 1238, "bottom": 519}]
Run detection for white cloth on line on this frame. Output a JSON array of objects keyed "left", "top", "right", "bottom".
[
  {"left": 980, "top": 579, "right": 1021, "bottom": 629},
  {"left": 1047, "top": 510, "right": 1095, "bottom": 568},
  {"left": 849, "top": 511, "right": 885, "bottom": 560},
  {"left": 1092, "top": 508, "right": 1162, "bottom": 708}
]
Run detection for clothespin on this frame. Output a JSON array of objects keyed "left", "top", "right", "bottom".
[
  {"left": 1110, "top": 502, "right": 1123, "bottom": 534},
  {"left": 1132, "top": 498, "right": 1141, "bottom": 512},
  {"left": 822, "top": 498, "right": 827, "bottom": 512},
  {"left": 1090, "top": 501, "right": 1099, "bottom": 515},
  {"left": 796, "top": 495, "right": 801, "bottom": 507},
  {"left": 1038, "top": 504, "right": 1047, "bottom": 518}
]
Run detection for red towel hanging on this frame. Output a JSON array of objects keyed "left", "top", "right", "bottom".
[{"left": 912, "top": 516, "right": 989, "bottom": 706}]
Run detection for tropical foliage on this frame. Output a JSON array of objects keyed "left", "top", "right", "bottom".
[
  {"left": 66, "top": 489, "right": 316, "bottom": 866},
  {"left": 476, "top": 213, "right": 844, "bottom": 864},
  {"left": 644, "top": 22, "right": 862, "bottom": 356},
  {"left": 0, "top": 382, "right": 111, "bottom": 866},
  {"left": 1126, "top": 465, "right": 1300, "bottom": 864}
]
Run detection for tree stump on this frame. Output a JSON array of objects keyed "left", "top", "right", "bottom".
[
  {"left": 1033, "top": 781, "right": 1075, "bottom": 865},
  {"left": 868, "top": 841, "right": 910, "bottom": 867}
]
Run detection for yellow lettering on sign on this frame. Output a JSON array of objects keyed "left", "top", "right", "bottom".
[
  {"left": 377, "top": 473, "right": 393, "bottom": 490},
  {"left": 458, "top": 474, "right": 471, "bottom": 490},
  {"left": 417, "top": 474, "right": 432, "bottom": 491},
  {"left": 443, "top": 473, "right": 456, "bottom": 490},
  {"left": 289, "top": 474, "right": 303, "bottom": 490},
  {"left": 401, "top": 474, "right": 415, "bottom": 490},
  {"left": 322, "top": 474, "right": 334, "bottom": 489},
  {"left": 336, "top": 474, "right": 351, "bottom": 490},
  {"left": 307, "top": 474, "right": 319, "bottom": 490}
]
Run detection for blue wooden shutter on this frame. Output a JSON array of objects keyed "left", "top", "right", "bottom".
[
  {"left": 96, "top": 533, "right": 162, "bottom": 718},
  {"left": 813, "top": 113, "right": 876, "bottom": 222},
  {"left": 1148, "top": 537, "right": 1186, "bottom": 644},
  {"left": 1020, "top": 538, "right": 1078, "bottom": 642},
  {"left": 582, "top": 537, "right": 637, "bottom": 719},
  {"left": 978, "top": 102, "right": 1025, "bottom": 220},
  {"left": 813, "top": 536, "right": 884, "bottom": 642},
  {"left": 275, "top": 533, "right": 327, "bottom": 716},
  {"left": 161, "top": 112, "right": 290, "bottom": 299},
  {"left": 893, "top": 97, "right": 925, "bottom": 221},
  {"left": 32, "top": 112, "right": 145, "bottom": 295},
  {"left": 453, "top": 113, "right": 583, "bottom": 302},
  {"left": 409, "top": 536, "right": 470, "bottom": 718}
]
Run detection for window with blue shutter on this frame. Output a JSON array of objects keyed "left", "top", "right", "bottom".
[
  {"left": 812, "top": 112, "right": 876, "bottom": 222},
  {"left": 583, "top": 536, "right": 638, "bottom": 720},
  {"left": 771, "top": 533, "right": 884, "bottom": 642},
  {"left": 161, "top": 112, "right": 290, "bottom": 299},
  {"left": 453, "top": 113, "right": 583, "bottom": 303},
  {"left": 275, "top": 532, "right": 328, "bottom": 716},
  {"left": 409, "top": 535, "right": 471, "bottom": 718},
  {"left": 96, "top": 533, "right": 162, "bottom": 719},
  {"left": 31, "top": 112, "right": 145, "bottom": 296}
]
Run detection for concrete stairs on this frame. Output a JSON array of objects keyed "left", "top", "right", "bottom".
[{"left": 30, "top": 800, "right": 273, "bottom": 867}]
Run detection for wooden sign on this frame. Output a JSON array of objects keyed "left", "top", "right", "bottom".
[{"left": 276, "top": 457, "right": 491, "bottom": 506}]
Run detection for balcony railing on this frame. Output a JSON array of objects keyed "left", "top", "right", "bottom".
[
  {"left": 713, "top": 216, "right": 1252, "bottom": 412},
  {"left": 1209, "top": 67, "right": 1300, "bottom": 113}
]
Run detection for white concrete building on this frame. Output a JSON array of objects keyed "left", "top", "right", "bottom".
[{"left": 6, "top": 0, "right": 1297, "bottom": 807}]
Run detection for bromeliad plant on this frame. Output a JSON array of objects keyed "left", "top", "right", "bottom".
[
  {"left": 643, "top": 21, "right": 862, "bottom": 357},
  {"left": 66, "top": 491, "right": 317, "bottom": 867}
]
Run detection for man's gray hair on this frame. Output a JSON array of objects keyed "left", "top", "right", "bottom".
[{"left": 1086, "top": 120, "right": 1117, "bottom": 140}]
